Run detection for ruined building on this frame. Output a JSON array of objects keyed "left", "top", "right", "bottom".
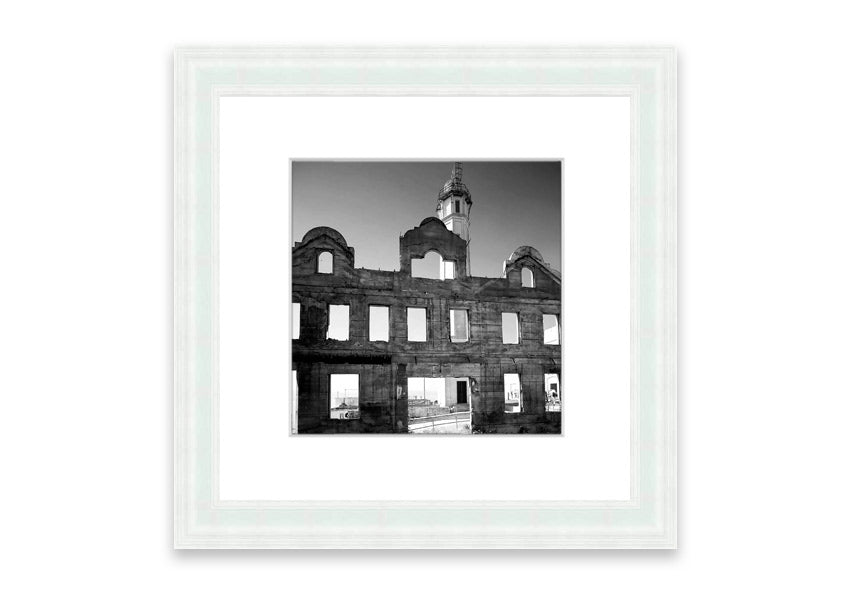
[{"left": 291, "top": 163, "right": 562, "bottom": 434}]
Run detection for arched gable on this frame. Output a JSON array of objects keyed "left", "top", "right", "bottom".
[
  {"left": 292, "top": 226, "right": 355, "bottom": 277},
  {"left": 399, "top": 218, "right": 468, "bottom": 277}
]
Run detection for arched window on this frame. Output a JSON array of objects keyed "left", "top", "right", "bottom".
[
  {"left": 521, "top": 267, "right": 534, "bottom": 288},
  {"left": 317, "top": 251, "right": 333, "bottom": 274},
  {"left": 411, "top": 250, "right": 443, "bottom": 279}
]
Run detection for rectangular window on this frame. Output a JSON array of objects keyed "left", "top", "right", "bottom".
[
  {"left": 501, "top": 312, "right": 519, "bottom": 344},
  {"left": 450, "top": 309, "right": 469, "bottom": 342},
  {"left": 407, "top": 307, "right": 427, "bottom": 342},
  {"left": 329, "top": 374, "right": 359, "bottom": 419},
  {"left": 454, "top": 200, "right": 460, "bottom": 213},
  {"left": 327, "top": 304, "right": 349, "bottom": 340},
  {"left": 545, "top": 373, "right": 561, "bottom": 412},
  {"left": 543, "top": 314, "right": 560, "bottom": 345},
  {"left": 504, "top": 373, "right": 522, "bottom": 413},
  {"left": 292, "top": 302, "right": 300, "bottom": 339},
  {"left": 369, "top": 305, "right": 389, "bottom": 341},
  {"left": 442, "top": 260, "right": 455, "bottom": 280}
]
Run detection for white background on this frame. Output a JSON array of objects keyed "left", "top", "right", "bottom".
[
  {"left": 1, "top": 1, "right": 849, "bottom": 599},
  {"left": 220, "top": 97, "right": 630, "bottom": 501}
]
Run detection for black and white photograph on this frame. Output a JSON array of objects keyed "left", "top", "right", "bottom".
[
  {"left": 291, "top": 161, "right": 562, "bottom": 434},
  {"left": 10, "top": 0, "right": 850, "bottom": 593}
]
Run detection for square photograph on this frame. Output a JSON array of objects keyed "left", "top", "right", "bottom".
[{"left": 290, "top": 161, "right": 562, "bottom": 434}]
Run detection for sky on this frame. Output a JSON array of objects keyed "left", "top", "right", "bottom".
[{"left": 292, "top": 161, "right": 561, "bottom": 278}]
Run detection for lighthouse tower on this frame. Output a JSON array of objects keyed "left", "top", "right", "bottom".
[{"left": 436, "top": 162, "right": 473, "bottom": 274}]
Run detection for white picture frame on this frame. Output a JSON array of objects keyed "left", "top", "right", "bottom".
[{"left": 174, "top": 46, "right": 677, "bottom": 548}]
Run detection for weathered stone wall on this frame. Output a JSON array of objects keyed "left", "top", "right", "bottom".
[
  {"left": 295, "top": 362, "right": 397, "bottom": 434},
  {"left": 292, "top": 223, "right": 562, "bottom": 434}
]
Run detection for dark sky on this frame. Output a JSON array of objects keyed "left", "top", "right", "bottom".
[{"left": 291, "top": 161, "right": 561, "bottom": 278}]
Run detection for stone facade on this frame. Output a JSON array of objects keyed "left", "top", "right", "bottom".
[{"left": 292, "top": 215, "right": 562, "bottom": 434}]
